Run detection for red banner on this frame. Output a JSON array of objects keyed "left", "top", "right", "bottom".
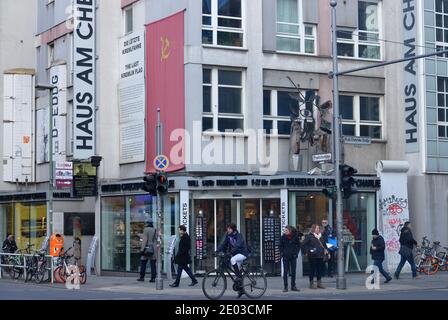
[{"left": 146, "top": 11, "right": 185, "bottom": 172}]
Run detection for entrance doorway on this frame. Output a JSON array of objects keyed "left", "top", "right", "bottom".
[{"left": 192, "top": 198, "right": 281, "bottom": 276}]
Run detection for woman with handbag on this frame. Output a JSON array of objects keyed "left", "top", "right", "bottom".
[
  {"left": 137, "top": 218, "right": 157, "bottom": 282},
  {"left": 301, "top": 224, "right": 329, "bottom": 289}
]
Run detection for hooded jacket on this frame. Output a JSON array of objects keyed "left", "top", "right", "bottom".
[{"left": 218, "top": 231, "right": 250, "bottom": 257}]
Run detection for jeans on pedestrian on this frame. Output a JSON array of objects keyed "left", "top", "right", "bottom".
[
  {"left": 282, "top": 257, "right": 297, "bottom": 288},
  {"left": 140, "top": 259, "right": 157, "bottom": 280},
  {"left": 309, "top": 258, "right": 324, "bottom": 281},
  {"left": 174, "top": 264, "right": 197, "bottom": 285},
  {"left": 373, "top": 259, "right": 392, "bottom": 281},
  {"left": 395, "top": 253, "right": 417, "bottom": 278}
]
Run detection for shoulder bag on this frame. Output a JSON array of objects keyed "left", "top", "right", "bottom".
[{"left": 143, "top": 229, "right": 157, "bottom": 257}]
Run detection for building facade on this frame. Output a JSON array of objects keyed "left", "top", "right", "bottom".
[{"left": 1, "top": 0, "right": 444, "bottom": 277}]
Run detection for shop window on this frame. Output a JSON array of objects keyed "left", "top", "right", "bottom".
[
  {"left": 276, "top": 0, "right": 316, "bottom": 54},
  {"left": 337, "top": 1, "right": 381, "bottom": 60},
  {"left": 240, "top": 199, "right": 261, "bottom": 267},
  {"left": 261, "top": 199, "right": 281, "bottom": 275},
  {"left": 193, "top": 199, "right": 215, "bottom": 273},
  {"left": 202, "top": 0, "right": 244, "bottom": 47}
]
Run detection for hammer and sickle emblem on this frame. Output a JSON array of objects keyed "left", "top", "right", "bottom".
[{"left": 161, "top": 36, "right": 171, "bottom": 61}]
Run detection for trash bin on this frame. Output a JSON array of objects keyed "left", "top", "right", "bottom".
[{"left": 50, "top": 234, "right": 64, "bottom": 257}]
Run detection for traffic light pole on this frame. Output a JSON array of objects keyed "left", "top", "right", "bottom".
[
  {"left": 156, "top": 108, "right": 164, "bottom": 291},
  {"left": 330, "top": 0, "right": 346, "bottom": 290}
]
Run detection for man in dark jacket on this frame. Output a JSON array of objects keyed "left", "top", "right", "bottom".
[
  {"left": 218, "top": 223, "right": 249, "bottom": 298},
  {"left": 370, "top": 229, "right": 392, "bottom": 283},
  {"left": 321, "top": 219, "right": 336, "bottom": 277},
  {"left": 394, "top": 221, "right": 419, "bottom": 279},
  {"left": 170, "top": 225, "right": 198, "bottom": 287},
  {"left": 2, "top": 234, "right": 17, "bottom": 253},
  {"left": 137, "top": 219, "right": 157, "bottom": 282},
  {"left": 280, "top": 226, "right": 301, "bottom": 292}
]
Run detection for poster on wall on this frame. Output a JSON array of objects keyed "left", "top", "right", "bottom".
[
  {"left": 64, "top": 212, "right": 95, "bottom": 237},
  {"left": 36, "top": 107, "right": 49, "bottom": 163},
  {"left": 73, "top": 0, "right": 96, "bottom": 159},
  {"left": 55, "top": 161, "right": 73, "bottom": 190},
  {"left": 376, "top": 161, "right": 411, "bottom": 271},
  {"left": 119, "top": 31, "right": 145, "bottom": 164},
  {"left": 72, "top": 163, "right": 97, "bottom": 197}
]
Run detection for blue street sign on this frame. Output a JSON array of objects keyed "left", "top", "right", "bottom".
[{"left": 153, "top": 155, "right": 169, "bottom": 171}]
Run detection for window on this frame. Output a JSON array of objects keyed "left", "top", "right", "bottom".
[
  {"left": 435, "top": 0, "right": 448, "bottom": 58},
  {"left": 337, "top": 1, "right": 381, "bottom": 60},
  {"left": 340, "top": 94, "right": 383, "bottom": 139},
  {"left": 202, "top": 67, "right": 244, "bottom": 132},
  {"left": 276, "top": 0, "right": 316, "bottom": 54},
  {"left": 263, "top": 89, "right": 296, "bottom": 135},
  {"left": 437, "top": 77, "right": 448, "bottom": 138},
  {"left": 124, "top": 7, "right": 133, "bottom": 34},
  {"left": 48, "top": 42, "right": 54, "bottom": 68},
  {"left": 202, "top": 0, "right": 244, "bottom": 47}
]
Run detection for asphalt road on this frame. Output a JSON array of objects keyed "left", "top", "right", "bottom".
[{"left": 0, "top": 280, "right": 447, "bottom": 300}]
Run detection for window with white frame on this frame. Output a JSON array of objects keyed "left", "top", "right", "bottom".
[
  {"left": 48, "top": 42, "right": 54, "bottom": 68},
  {"left": 263, "top": 89, "right": 296, "bottom": 135},
  {"left": 437, "top": 77, "right": 448, "bottom": 138},
  {"left": 340, "top": 94, "right": 383, "bottom": 139},
  {"left": 203, "top": 67, "right": 244, "bottom": 132},
  {"left": 202, "top": 0, "right": 244, "bottom": 47},
  {"left": 276, "top": 0, "right": 316, "bottom": 54},
  {"left": 124, "top": 7, "right": 134, "bottom": 35},
  {"left": 337, "top": 1, "right": 381, "bottom": 60},
  {"left": 435, "top": 0, "right": 448, "bottom": 58}
]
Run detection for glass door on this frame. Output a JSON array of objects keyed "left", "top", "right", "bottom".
[{"left": 239, "top": 199, "right": 261, "bottom": 267}]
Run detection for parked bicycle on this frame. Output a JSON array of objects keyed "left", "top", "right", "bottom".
[
  {"left": 9, "top": 244, "right": 35, "bottom": 280},
  {"left": 202, "top": 252, "right": 267, "bottom": 300},
  {"left": 53, "top": 248, "right": 87, "bottom": 285},
  {"left": 24, "top": 250, "right": 50, "bottom": 283},
  {"left": 416, "top": 239, "right": 447, "bottom": 275}
]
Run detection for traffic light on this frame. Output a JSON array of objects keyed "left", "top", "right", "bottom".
[
  {"left": 156, "top": 172, "right": 169, "bottom": 194},
  {"left": 142, "top": 174, "right": 157, "bottom": 196},
  {"left": 340, "top": 164, "right": 358, "bottom": 199},
  {"left": 322, "top": 186, "right": 336, "bottom": 199}
]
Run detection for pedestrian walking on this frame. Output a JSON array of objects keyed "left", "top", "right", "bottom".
[
  {"left": 302, "top": 224, "right": 328, "bottom": 289},
  {"left": 280, "top": 225, "right": 301, "bottom": 292},
  {"left": 394, "top": 221, "right": 419, "bottom": 279},
  {"left": 370, "top": 229, "right": 392, "bottom": 283},
  {"left": 321, "top": 219, "right": 336, "bottom": 277},
  {"left": 2, "top": 234, "right": 17, "bottom": 253},
  {"left": 137, "top": 218, "right": 157, "bottom": 282},
  {"left": 170, "top": 225, "right": 198, "bottom": 287}
]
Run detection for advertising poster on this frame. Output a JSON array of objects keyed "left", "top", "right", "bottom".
[{"left": 72, "top": 163, "right": 97, "bottom": 197}]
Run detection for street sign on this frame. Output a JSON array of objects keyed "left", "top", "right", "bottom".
[
  {"left": 153, "top": 155, "right": 169, "bottom": 171},
  {"left": 312, "top": 153, "right": 332, "bottom": 162},
  {"left": 343, "top": 136, "right": 372, "bottom": 145}
]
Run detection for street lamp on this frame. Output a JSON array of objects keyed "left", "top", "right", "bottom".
[
  {"left": 36, "top": 84, "right": 57, "bottom": 237},
  {"left": 329, "top": 0, "right": 347, "bottom": 290}
]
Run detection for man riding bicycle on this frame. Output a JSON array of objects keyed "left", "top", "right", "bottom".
[{"left": 217, "top": 223, "right": 249, "bottom": 298}]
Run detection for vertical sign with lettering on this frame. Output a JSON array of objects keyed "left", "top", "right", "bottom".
[
  {"left": 403, "top": 0, "right": 419, "bottom": 153},
  {"left": 180, "top": 190, "right": 189, "bottom": 231},
  {"left": 74, "top": 0, "right": 96, "bottom": 159},
  {"left": 280, "top": 189, "right": 288, "bottom": 233},
  {"left": 50, "top": 64, "right": 67, "bottom": 163}
]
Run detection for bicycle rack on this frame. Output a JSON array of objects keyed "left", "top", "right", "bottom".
[{"left": 0, "top": 252, "right": 54, "bottom": 284}]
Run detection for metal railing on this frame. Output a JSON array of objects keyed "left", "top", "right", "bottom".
[{"left": 0, "top": 252, "right": 54, "bottom": 284}]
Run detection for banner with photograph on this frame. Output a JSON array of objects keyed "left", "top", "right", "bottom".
[{"left": 72, "top": 162, "right": 97, "bottom": 197}]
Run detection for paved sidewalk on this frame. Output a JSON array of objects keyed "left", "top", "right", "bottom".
[{"left": 33, "top": 271, "right": 448, "bottom": 299}]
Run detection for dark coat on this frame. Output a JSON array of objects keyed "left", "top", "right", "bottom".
[
  {"left": 218, "top": 231, "right": 249, "bottom": 257},
  {"left": 280, "top": 233, "right": 301, "bottom": 259},
  {"left": 174, "top": 233, "right": 192, "bottom": 267},
  {"left": 2, "top": 239, "right": 17, "bottom": 253},
  {"left": 321, "top": 225, "right": 335, "bottom": 244},
  {"left": 370, "top": 235, "right": 386, "bottom": 261},
  {"left": 301, "top": 233, "right": 327, "bottom": 259},
  {"left": 399, "top": 227, "right": 417, "bottom": 256}
]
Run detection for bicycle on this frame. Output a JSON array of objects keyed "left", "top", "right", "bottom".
[
  {"left": 25, "top": 250, "right": 49, "bottom": 284},
  {"left": 9, "top": 244, "right": 35, "bottom": 280},
  {"left": 53, "top": 249, "right": 87, "bottom": 285},
  {"left": 202, "top": 252, "right": 267, "bottom": 300},
  {"left": 416, "top": 241, "right": 446, "bottom": 275}
]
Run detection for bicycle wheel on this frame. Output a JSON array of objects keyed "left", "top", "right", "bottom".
[
  {"left": 53, "top": 266, "right": 64, "bottom": 283},
  {"left": 202, "top": 270, "right": 227, "bottom": 300},
  {"left": 242, "top": 269, "right": 267, "bottom": 299},
  {"left": 10, "top": 258, "right": 23, "bottom": 280},
  {"left": 436, "top": 252, "right": 447, "bottom": 271},
  {"left": 420, "top": 257, "right": 438, "bottom": 275},
  {"left": 78, "top": 266, "right": 87, "bottom": 285},
  {"left": 35, "top": 261, "right": 48, "bottom": 284}
]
